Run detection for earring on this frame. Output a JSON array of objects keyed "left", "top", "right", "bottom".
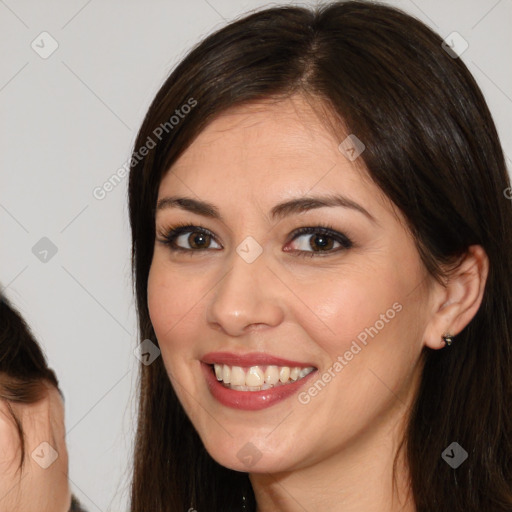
[{"left": 442, "top": 333, "right": 454, "bottom": 346}]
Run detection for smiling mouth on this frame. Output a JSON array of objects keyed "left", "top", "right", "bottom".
[{"left": 211, "top": 363, "right": 316, "bottom": 391}]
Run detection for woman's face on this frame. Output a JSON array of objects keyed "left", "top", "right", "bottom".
[{"left": 147, "top": 95, "right": 437, "bottom": 473}]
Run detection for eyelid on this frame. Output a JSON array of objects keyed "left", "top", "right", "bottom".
[
  {"left": 285, "top": 225, "right": 353, "bottom": 256},
  {"left": 156, "top": 223, "right": 221, "bottom": 252},
  {"left": 156, "top": 222, "right": 353, "bottom": 255}
]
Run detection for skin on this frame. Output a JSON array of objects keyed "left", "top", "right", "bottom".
[
  {"left": 147, "top": 94, "right": 488, "bottom": 512},
  {"left": 0, "top": 382, "right": 71, "bottom": 512}
]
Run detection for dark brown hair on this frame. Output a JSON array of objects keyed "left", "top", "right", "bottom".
[
  {"left": 128, "top": 2, "right": 512, "bottom": 510},
  {"left": 0, "top": 292, "right": 87, "bottom": 512},
  {"left": 0, "top": 291, "right": 60, "bottom": 469}
]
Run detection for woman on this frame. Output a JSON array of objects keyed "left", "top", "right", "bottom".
[
  {"left": 0, "top": 291, "right": 86, "bottom": 512},
  {"left": 128, "top": 1, "right": 512, "bottom": 511}
]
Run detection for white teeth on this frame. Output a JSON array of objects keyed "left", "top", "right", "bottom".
[
  {"left": 230, "top": 366, "right": 246, "bottom": 386},
  {"left": 222, "top": 364, "right": 231, "bottom": 384},
  {"left": 299, "top": 367, "right": 314, "bottom": 379},
  {"left": 264, "top": 365, "right": 279, "bottom": 385},
  {"left": 212, "top": 363, "right": 315, "bottom": 391},
  {"left": 246, "top": 366, "right": 264, "bottom": 387},
  {"left": 279, "top": 366, "right": 290, "bottom": 383}
]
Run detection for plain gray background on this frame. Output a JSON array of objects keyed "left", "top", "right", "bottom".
[{"left": 1, "top": 0, "right": 510, "bottom": 510}]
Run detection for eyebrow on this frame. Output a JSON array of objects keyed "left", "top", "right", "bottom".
[{"left": 156, "top": 194, "right": 376, "bottom": 223}]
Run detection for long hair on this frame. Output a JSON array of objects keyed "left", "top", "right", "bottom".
[{"left": 128, "top": 2, "right": 512, "bottom": 510}]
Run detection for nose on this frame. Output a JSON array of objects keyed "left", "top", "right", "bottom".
[{"left": 205, "top": 246, "right": 285, "bottom": 337}]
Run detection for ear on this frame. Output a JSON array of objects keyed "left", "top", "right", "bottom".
[{"left": 423, "top": 245, "right": 489, "bottom": 350}]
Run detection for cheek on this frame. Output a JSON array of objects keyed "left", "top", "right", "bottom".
[
  {"left": 296, "top": 268, "right": 407, "bottom": 359},
  {"left": 147, "top": 262, "right": 202, "bottom": 396},
  {"left": 147, "top": 258, "right": 214, "bottom": 378},
  {"left": 147, "top": 260, "right": 197, "bottom": 337},
  {"left": 294, "top": 285, "right": 419, "bottom": 444}
]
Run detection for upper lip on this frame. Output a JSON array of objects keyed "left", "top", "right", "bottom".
[{"left": 202, "top": 351, "right": 316, "bottom": 368}]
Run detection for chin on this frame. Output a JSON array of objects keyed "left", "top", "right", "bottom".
[
  {"left": 199, "top": 432, "right": 300, "bottom": 474},
  {"left": 209, "top": 449, "right": 291, "bottom": 473}
]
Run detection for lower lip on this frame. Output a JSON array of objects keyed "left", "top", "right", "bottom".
[{"left": 201, "top": 362, "right": 317, "bottom": 411}]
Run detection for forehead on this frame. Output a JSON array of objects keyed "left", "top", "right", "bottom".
[
  {"left": 172, "top": 96, "right": 340, "bottom": 172},
  {"left": 158, "top": 95, "right": 394, "bottom": 220}
]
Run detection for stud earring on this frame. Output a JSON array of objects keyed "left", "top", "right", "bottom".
[{"left": 442, "top": 333, "right": 454, "bottom": 346}]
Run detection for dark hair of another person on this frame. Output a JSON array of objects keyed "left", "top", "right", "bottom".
[
  {"left": 127, "top": 2, "right": 512, "bottom": 511},
  {"left": 0, "top": 292, "right": 87, "bottom": 512},
  {"left": 0, "top": 291, "right": 59, "bottom": 468}
]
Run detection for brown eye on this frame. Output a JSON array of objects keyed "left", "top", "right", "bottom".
[
  {"left": 287, "top": 226, "right": 353, "bottom": 257},
  {"left": 186, "top": 231, "right": 213, "bottom": 249},
  {"left": 308, "top": 233, "right": 336, "bottom": 251},
  {"left": 158, "top": 224, "right": 222, "bottom": 252},
  {"left": 291, "top": 232, "right": 339, "bottom": 252}
]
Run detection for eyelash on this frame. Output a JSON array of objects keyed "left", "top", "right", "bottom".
[{"left": 156, "top": 222, "right": 353, "bottom": 258}]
